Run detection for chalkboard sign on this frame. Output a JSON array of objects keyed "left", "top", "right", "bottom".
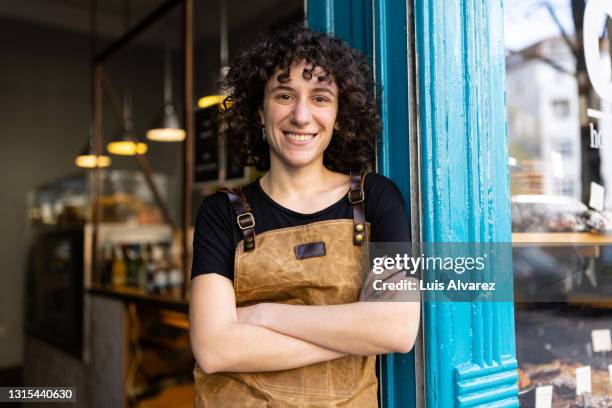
[
  {"left": 226, "top": 134, "right": 245, "bottom": 180},
  {"left": 194, "top": 105, "right": 245, "bottom": 183},
  {"left": 194, "top": 107, "right": 219, "bottom": 183}
]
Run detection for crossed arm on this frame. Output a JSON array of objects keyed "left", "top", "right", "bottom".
[{"left": 189, "top": 273, "right": 420, "bottom": 374}]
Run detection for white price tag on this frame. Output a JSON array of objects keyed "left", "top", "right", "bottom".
[
  {"left": 575, "top": 365, "right": 592, "bottom": 396},
  {"left": 591, "top": 329, "right": 612, "bottom": 352},
  {"left": 535, "top": 385, "right": 553, "bottom": 408},
  {"left": 589, "top": 182, "right": 605, "bottom": 211}
]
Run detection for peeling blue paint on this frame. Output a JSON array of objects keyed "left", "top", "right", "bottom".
[{"left": 416, "top": 0, "right": 518, "bottom": 407}]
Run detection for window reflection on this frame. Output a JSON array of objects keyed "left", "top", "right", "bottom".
[{"left": 506, "top": 0, "right": 612, "bottom": 405}]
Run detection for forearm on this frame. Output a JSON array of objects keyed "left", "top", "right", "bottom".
[
  {"left": 251, "top": 302, "right": 420, "bottom": 356},
  {"left": 194, "top": 320, "right": 346, "bottom": 374}
]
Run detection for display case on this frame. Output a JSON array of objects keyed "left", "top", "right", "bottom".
[
  {"left": 24, "top": 170, "right": 174, "bottom": 359},
  {"left": 27, "top": 170, "right": 169, "bottom": 227}
]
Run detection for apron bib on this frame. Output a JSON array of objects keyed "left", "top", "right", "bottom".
[{"left": 194, "top": 172, "right": 378, "bottom": 407}]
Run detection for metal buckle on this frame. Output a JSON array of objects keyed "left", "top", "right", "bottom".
[
  {"left": 347, "top": 188, "right": 365, "bottom": 204},
  {"left": 237, "top": 212, "right": 255, "bottom": 230}
]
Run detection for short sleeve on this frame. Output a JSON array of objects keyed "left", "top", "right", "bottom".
[
  {"left": 191, "top": 193, "right": 237, "bottom": 281},
  {"left": 365, "top": 174, "right": 411, "bottom": 242}
]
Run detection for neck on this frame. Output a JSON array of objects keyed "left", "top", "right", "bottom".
[{"left": 262, "top": 157, "right": 331, "bottom": 196}]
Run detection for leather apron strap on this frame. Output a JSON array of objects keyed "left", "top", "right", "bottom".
[
  {"left": 218, "top": 187, "right": 256, "bottom": 251},
  {"left": 348, "top": 170, "right": 367, "bottom": 246}
]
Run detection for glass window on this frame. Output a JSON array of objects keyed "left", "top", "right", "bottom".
[{"left": 506, "top": 0, "right": 612, "bottom": 405}]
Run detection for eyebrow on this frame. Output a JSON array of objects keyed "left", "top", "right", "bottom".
[
  {"left": 312, "top": 87, "right": 336, "bottom": 96},
  {"left": 269, "top": 85, "right": 337, "bottom": 97}
]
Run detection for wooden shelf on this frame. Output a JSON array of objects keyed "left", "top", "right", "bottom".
[
  {"left": 88, "top": 285, "right": 188, "bottom": 312},
  {"left": 566, "top": 292, "right": 612, "bottom": 309},
  {"left": 512, "top": 232, "right": 612, "bottom": 245}
]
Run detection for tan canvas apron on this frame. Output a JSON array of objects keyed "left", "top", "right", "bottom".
[{"left": 193, "top": 172, "right": 378, "bottom": 407}]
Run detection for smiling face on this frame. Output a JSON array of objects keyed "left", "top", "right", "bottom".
[{"left": 259, "top": 60, "right": 339, "bottom": 170}]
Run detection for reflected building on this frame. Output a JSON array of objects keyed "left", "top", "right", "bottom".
[
  {"left": 507, "top": 36, "right": 581, "bottom": 200},
  {"left": 506, "top": 36, "right": 612, "bottom": 208}
]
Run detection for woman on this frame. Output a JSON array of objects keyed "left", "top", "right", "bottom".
[{"left": 189, "top": 26, "right": 420, "bottom": 407}]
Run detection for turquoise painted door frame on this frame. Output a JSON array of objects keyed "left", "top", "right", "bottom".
[
  {"left": 414, "top": 0, "right": 518, "bottom": 407},
  {"left": 308, "top": 0, "right": 518, "bottom": 406}
]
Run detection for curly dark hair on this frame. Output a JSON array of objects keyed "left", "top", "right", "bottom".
[{"left": 219, "top": 25, "right": 381, "bottom": 173}]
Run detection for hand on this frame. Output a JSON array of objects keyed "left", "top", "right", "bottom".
[
  {"left": 360, "top": 256, "right": 411, "bottom": 301},
  {"left": 236, "top": 303, "right": 264, "bottom": 325}
]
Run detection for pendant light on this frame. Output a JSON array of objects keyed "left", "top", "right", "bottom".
[
  {"left": 75, "top": 149, "right": 112, "bottom": 168},
  {"left": 197, "top": 95, "right": 225, "bottom": 109},
  {"left": 146, "top": 45, "right": 185, "bottom": 142},
  {"left": 107, "top": 0, "right": 147, "bottom": 156},
  {"left": 76, "top": 0, "right": 111, "bottom": 168},
  {"left": 196, "top": 0, "right": 228, "bottom": 109},
  {"left": 76, "top": 128, "right": 112, "bottom": 168},
  {"left": 107, "top": 93, "right": 148, "bottom": 155}
]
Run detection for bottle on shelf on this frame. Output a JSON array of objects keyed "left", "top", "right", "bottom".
[
  {"left": 146, "top": 244, "right": 161, "bottom": 293},
  {"left": 153, "top": 243, "right": 170, "bottom": 295},
  {"left": 137, "top": 244, "right": 148, "bottom": 290},
  {"left": 168, "top": 264, "right": 183, "bottom": 297},
  {"left": 153, "top": 265, "right": 168, "bottom": 295},
  {"left": 125, "top": 245, "right": 139, "bottom": 287},
  {"left": 100, "top": 242, "right": 113, "bottom": 286},
  {"left": 111, "top": 245, "right": 127, "bottom": 286},
  {"left": 168, "top": 239, "right": 184, "bottom": 297}
]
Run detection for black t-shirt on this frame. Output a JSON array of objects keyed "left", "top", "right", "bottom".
[{"left": 191, "top": 173, "right": 410, "bottom": 281}]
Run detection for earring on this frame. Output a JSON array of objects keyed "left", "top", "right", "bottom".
[{"left": 261, "top": 126, "right": 266, "bottom": 142}]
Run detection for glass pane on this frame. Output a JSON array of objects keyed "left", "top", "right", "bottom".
[
  {"left": 93, "top": 3, "right": 184, "bottom": 295},
  {"left": 506, "top": 0, "right": 612, "bottom": 406}
]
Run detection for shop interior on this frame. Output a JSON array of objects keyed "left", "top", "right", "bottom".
[{"left": 0, "top": 0, "right": 301, "bottom": 406}]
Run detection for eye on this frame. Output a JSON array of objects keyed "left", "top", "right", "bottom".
[
  {"left": 275, "top": 93, "right": 294, "bottom": 102},
  {"left": 313, "top": 95, "right": 330, "bottom": 103}
]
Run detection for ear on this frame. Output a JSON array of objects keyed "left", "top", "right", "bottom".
[
  {"left": 258, "top": 108, "right": 264, "bottom": 126},
  {"left": 334, "top": 122, "right": 340, "bottom": 131}
]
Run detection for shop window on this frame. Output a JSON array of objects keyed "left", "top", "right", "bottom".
[{"left": 506, "top": 1, "right": 612, "bottom": 406}]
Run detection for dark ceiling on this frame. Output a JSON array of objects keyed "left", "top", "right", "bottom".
[{"left": 0, "top": 0, "right": 303, "bottom": 43}]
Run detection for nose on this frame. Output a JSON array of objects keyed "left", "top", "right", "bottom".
[{"left": 290, "top": 97, "right": 312, "bottom": 126}]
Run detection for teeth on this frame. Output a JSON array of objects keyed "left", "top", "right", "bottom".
[{"left": 285, "top": 133, "right": 315, "bottom": 142}]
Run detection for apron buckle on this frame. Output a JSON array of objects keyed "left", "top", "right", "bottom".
[
  {"left": 237, "top": 212, "right": 256, "bottom": 230},
  {"left": 347, "top": 188, "right": 365, "bottom": 204}
]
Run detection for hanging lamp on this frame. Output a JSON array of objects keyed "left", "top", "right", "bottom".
[
  {"left": 107, "top": 93, "right": 148, "bottom": 155},
  {"left": 76, "top": 0, "right": 111, "bottom": 169},
  {"left": 146, "top": 45, "right": 185, "bottom": 141},
  {"left": 196, "top": 0, "right": 229, "bottom": 111},
  {"left": 106, "top": 0, "right": 146, "bottom": 155},
  {"left": 76, "top": 129, "right": 112, "bottom": 168},
  {"left": 75, "top": 149, "right": 112, "bottom": 168},
  {"left": 197, "top": 95, "right": 225, "bottom": 109}
]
